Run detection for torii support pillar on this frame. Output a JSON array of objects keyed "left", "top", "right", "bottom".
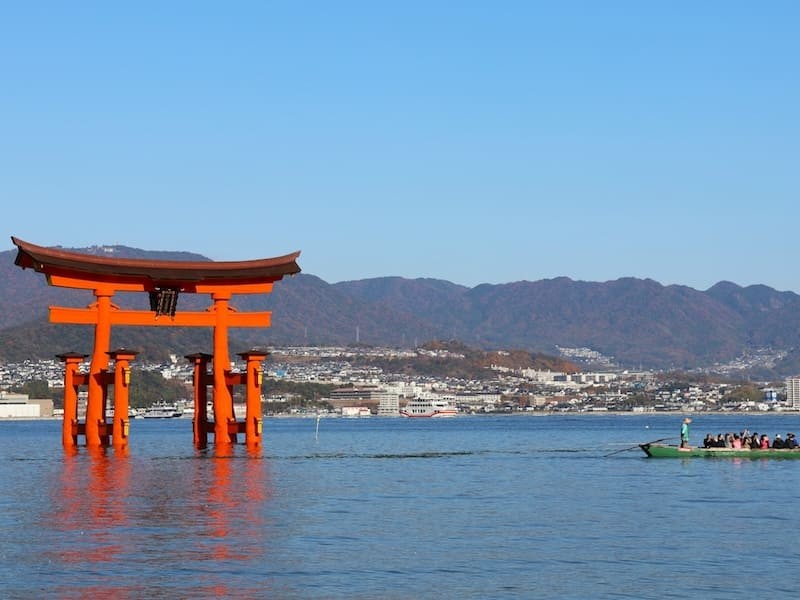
[
  {"left": 86, "top": 289, "right": 113, "bottom": 447},
  {"left": 57, "top": 352, "right": 88, "bottom": 449},
  {"left": 239, "top": 350, "right": 269, "bottom": 449},
  {"left": 186, "top": 352, "right": 212, "bottom": 449},
  {"left": 108, "top": 349, "right": 138, "bottom": 449},
  {"left": 212, "top": 292, "right": 237, "bottom": 446}
]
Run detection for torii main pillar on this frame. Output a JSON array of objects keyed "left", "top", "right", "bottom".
[{"left": 12, "top": 237, "right": 300, "bottom": 449}]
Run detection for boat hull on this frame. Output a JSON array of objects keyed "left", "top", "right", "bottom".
[
  {"left": 400, "top": 410, "right": 458, "bottom": 418},
  {"left": 640, "top": 443, "right": 800, "bottom": 458}
]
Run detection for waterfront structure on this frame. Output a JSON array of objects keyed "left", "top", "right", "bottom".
[
  {"left": 455, "top": 391, "right": 501, "bottom": 411},
  {"left": 0, "top": 392, "right": 53, "bottom": 418},
  {"left": 11, "top": 237, "right": 300, "bottom": 450},
  {"left": 376, "top": 390, "right": 400, "bottom": 416},
  {"left": 329, "top": 386, "right": 381, "bottom": 402},
  {"left": 341, "top": 406, "right": 372, "bottom": 417},
  {"left": 508, "top": 367, "right": 618, "bottom": 385},
  {"left": 328, "top": 385, "right": 380, "bottom": 412},
  {"left": 786, "top": 377, "right": 800, "bottom": 409}
]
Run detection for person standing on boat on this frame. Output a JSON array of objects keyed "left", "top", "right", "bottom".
[{"left": 680, "top": 417, "right": 692, "bottom": 449}]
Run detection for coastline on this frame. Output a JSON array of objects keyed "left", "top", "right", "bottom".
[{"left": 4, "top": 410, "right": 800, "bottom": 423}]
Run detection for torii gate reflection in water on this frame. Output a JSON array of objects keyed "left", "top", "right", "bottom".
[{"left": 11, "top": 237, "right": 300, "bottom": 451}]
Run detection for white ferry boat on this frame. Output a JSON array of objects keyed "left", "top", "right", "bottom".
[
  {"left": 142, "top": 402, "right": 182, "bottom": 419},
  {"left": 400, "top": 398, "right": 458, "bottom": 418},
  {"left": 106, "top": 407, "right": 146, "bottom": 419}
]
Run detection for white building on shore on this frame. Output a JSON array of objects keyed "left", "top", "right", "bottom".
[
  {"left": 786, "top": 377, "right": 800, "bottom": 409},
  {"left": 0, "top": 392, "right": 54, "bottom": 418},
  {"left": 376, "top": 389, "right": 400, "bottom": 416}
]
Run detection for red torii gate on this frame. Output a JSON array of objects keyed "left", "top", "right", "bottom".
[{"left": 11, "top": 236, "right": 300, "bottom": 450}]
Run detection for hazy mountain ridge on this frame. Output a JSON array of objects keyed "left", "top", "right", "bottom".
[{"left": 2, "top": 244, "right": 799, "bottom": 376}]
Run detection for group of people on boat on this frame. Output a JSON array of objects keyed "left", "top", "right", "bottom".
[{"left": 701, "top": 430, "right": 799, "bottom": 450}]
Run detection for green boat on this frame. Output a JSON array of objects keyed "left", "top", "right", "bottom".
[{"left": 640, "top": 443, "right": 800, "bottom": 459}]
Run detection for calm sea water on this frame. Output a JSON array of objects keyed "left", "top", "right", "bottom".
[{"left": 2, "top": 413, "right": 800, "bottom": 599}]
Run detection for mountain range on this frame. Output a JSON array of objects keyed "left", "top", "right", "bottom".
[{"left": 1, "top": 243, "right": 799, "bottom": 378}]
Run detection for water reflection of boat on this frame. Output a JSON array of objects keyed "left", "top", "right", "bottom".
[{"left": 143, "top": 402, "right": 182, "bottom": 418}]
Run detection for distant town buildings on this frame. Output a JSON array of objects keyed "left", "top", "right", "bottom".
[
  {"left": 0, "top": 346, "right": 796, "bottom": 418},
  {"left": 786, "top": 377, "right": 800, "bottom": 409}
]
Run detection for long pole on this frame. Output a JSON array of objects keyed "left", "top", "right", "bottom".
[{"left": 604, "top": 437, "right": 675, "bottom": 457}]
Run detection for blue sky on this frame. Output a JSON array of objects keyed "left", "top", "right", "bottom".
[{"left": 2, "top": 2, "right": 798, "bottom": 291}]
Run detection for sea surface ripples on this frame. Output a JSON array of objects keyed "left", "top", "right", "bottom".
[{"left": 2, "top": 414, "right": 800, "bottom": 598}]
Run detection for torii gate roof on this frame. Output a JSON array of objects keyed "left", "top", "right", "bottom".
[{"left": 11, "top": 236, "right": 301, "bottom": 285}]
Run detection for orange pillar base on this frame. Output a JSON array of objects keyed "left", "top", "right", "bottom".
[
  {"left": 109, "top": 349, "right": 138, "bottom": 449},
  {"left": 58, "top": 353, "right": 87, "bottom": 449},
  {"left": 239, "top": 349, "right": 269, "bottom": 450},
  {"left": 187, "top": 352, "right": 212, "bottom": 449}
]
